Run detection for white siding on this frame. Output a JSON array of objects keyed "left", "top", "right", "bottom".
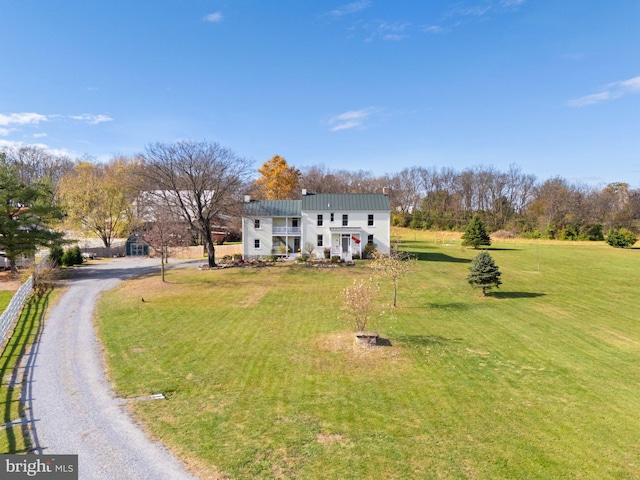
[
  {"left": 242, "top": 216, "right": 273, "bottom": 258},
  {"left": 302, "top": 210, "right": 391, "bottom": 257}
]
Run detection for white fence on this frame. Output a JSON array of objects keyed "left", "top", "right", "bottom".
[{"left": 0, "top": 275, "right": 33, "bottom": 350}]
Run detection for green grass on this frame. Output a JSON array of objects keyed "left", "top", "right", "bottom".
[
  {"left": 97, "top": 229, "right": 640, "bottom": 479},
  {"left": 0, "top": 291, "right": 15, "bottom": 313},
  {"left": 0, "top": 290, "right": 54, "bottom": 454}
]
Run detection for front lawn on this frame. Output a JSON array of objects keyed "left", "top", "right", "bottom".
[{"left": 97, "top": 230, "right": 640, "bottom": 479}]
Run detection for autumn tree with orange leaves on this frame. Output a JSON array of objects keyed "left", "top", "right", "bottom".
[{"left": 255, "top": 155, "right": 301, "bottom": 199}]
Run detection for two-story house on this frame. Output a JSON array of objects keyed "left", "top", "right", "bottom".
[{"left": 242, "top": 190, "right": 391, "bottom": 260}]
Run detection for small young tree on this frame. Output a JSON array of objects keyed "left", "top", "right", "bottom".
[
  {"left": 467, "top": 251, "right": 502, "bottom": 296},
  {"left": 138, "top": 193, "right": 191, "bottom": 282},
  {"left": 461, "top": 215, "right": 491, "bottom": 249},
  {"left": 303, "top": 241, "right": 316, "bottom": 260},
  {"left": 606, "top": 228, "right": 637, "bottom": 248},
  {"left": 369, "top": 240, "right": 413, "bottom": 307},
  {"left": 32, "top": 257, "right": 62, "bottom": 297},
  {"left": 341, "top": 279, "right": 378, "bottom": 332}
]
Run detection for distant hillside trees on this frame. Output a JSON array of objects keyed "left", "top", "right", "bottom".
[
  {"left": 1, "top": 145, "right": 74, "bottom": 190},
  {"left": 288, "top": 164, "right": 638, "bottom": 241}
]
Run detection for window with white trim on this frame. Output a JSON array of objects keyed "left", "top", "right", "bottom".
[
  {"left": 317, "top": 214, "right": 323, "bottom": 226},
  {"left": 254, "top": 239, "right": 260, "bottom": 249},
  {"left": 254, "top": 219, "right": 260, "bottom": 229},
  {"left": 368, "top": 214, "right": 374, "bottom": 226},
  {"left": 368, "top": 234, "right": 374, "bottom": 244},
  {"left": 330, "top": 213, "right": 334, "bottom": 222},
  {"left": 342, "top": 214, "right": 348, "bottom": 226},
  {"left": 317, "top": 235, "right": 323, "bottom": 247}
]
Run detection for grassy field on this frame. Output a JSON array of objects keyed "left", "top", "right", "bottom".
[{"left": 97, "top": 229, "right": 640, "bottom": 479}]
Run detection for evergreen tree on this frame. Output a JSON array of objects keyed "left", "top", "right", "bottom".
[
  {"left": 606, "top": 228, "right": 637, "bottom": 248},
  {"left": 461, "top": 215, "right": 491, "bottom": 249},
  {"left": 0, "top": 159, "right": 65, "bottom": 272},
  {"left": 467, "top": 251, "right": 502, "bottom": 296}
]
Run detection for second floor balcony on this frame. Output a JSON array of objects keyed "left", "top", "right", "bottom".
[{"left": 272, "top": 226, "right": 301, "bottom": 235}]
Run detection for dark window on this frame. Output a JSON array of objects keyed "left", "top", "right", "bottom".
[
  {"left": 317, "top": 214, "right": 323, "bottom": 226},
  {"left": 368, "top": 214, "right": 374, "bottom": 226},
  {"left": 317, "top": 235, "right": 323, "bottom": 247},
  {"left": 342, "top": 214, "right": 348, "bottom": 226},
  {"left": 254, "top": 219, "right": 260, "bottom": 229},
  {"left": 330, "top": 213, "right": 334, "bottom": 222},
  {"left": 254, "top": 239, "right": 260, "bottom": 248},
  {"left": 368, "top": 235, "right": 374, "bottom": 244},
  {"left": 292, "top": 218, "right": 299, "bottom": 228}
]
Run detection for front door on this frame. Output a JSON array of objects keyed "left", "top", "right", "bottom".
[
  {"left": 341, "top": 235, "right": 351, "bottom": 260},
  {"left": 294, "top": 238, "right": 301, "bottom": 253}
]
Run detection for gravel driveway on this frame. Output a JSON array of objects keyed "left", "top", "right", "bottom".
[{"left": 24, "top": 257, "right": 199, "bottom": 480}]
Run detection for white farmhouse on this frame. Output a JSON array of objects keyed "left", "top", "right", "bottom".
[{"left": 242, "top": 190, "right": 391, "bottom": 260}]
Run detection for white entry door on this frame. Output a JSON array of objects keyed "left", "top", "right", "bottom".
[{"left": 341, "top": 235, "right": 351, "bottom": 260}]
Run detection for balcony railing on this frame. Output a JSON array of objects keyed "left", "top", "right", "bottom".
[{"left": 272, "top": 227, "right": 301, "bottom": 235}]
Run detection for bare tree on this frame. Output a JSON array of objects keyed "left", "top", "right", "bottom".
[
  {"left": 387, "top": 167, "right": 425, "bottom": 214},
  {"left": 138, "top": 194, "right": 190, "bottom": 281},
  {"left": 2, "top": 145, "right": 74, "bottom": 190},
  {"left": 141, "top": 140, "right": 253, "bottom": 267}
]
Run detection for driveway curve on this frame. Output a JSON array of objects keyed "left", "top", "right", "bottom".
[{"left": 25, "top": 257, "right": 199, "bottom": 480}]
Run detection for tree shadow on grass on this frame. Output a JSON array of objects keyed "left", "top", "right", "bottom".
[
  {"left": 490, "top": 291, "right": 546, "bottom": 299},
  {"left": 408, "top": 251, "right": 471, "bottom": 263},
  {"left": 395, "top": 334, "right": 462, "bottom": 348},
  {"left": 400, "top": 240, "right": 438, "bottom": 249}
]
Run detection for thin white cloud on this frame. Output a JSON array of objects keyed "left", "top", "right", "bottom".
[
  {"left": 502, "top": 0, "right": 526, "bottom": 6},
  {"left": 382, "top": 34, "right": 407, "bottom": 41},
  {"left": 445, "top": 1, "right": 526, "bottom": 23},
  {"left": 327, "top": 1, "right": 371, "bottom": 17},
  {"left": 33, "top": 133, "right": 48, "bottom": 138},
  {"left": 329, "top": 108, "right": 376, "bottom": 131},
  {"left": 364, "top": 21, "right": 411, "bottom": 42},
  {"left": 423, "top": 25, "right": 446, "bottom": 34},
  {"left": 567, "top": 75, "right": 640, "bottom": 107},
  {"left": 0, "top": 128, "right": 13, "bottom": 136},
  {"left": 70, "top": 114, "right": 113, "bottom": 125},
  {"left": 457, "top": 5, "right": 492, "bottom": 16},
  {"left": 0, "top": 112, "right": 48, "bottom": 126},
  {"left": 566, "top": 92, "right": 617, "bottom": 107},
  {"left": 612, "top": 76, "right": 640, "bottom": 92},
  {"left": 203, "top": 12, "right": 223, "bottom": 23}
]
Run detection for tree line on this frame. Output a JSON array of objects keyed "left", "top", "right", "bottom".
[
  {"left": 303, "top": 163, "right": 640, "bottom": 241},
  {"left": 0, "top": 142, "right": 637, "bottom": 272}
]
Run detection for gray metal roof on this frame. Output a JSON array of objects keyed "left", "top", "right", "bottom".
[
  {"left": 301, "top": 193, "right": 390, "bottom": 212},
  {"left": 242, "top": 199, "right": 301, "bottom": 217}
]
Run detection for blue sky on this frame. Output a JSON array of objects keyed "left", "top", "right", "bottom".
[{"left": 1, "top": 1, "right": 639, "bottom": 186}]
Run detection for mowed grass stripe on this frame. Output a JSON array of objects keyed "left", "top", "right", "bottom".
[{"left": 97, "top": 232, "right": 640, "bottom": 479}]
